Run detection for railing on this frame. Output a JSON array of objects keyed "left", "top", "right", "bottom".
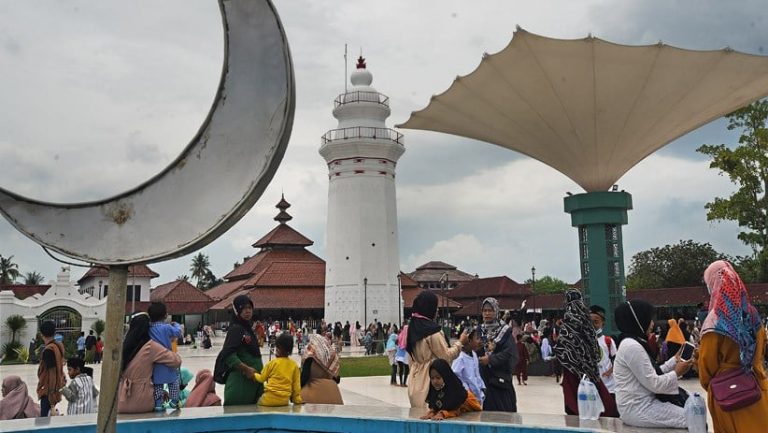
[
  {"left": 334, "top": 91, "right": 389, "bottom": 108},
  {"left": 321, "top": 126, "right": 404, "bottom": 145}
]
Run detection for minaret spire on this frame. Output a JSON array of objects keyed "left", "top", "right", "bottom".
[{"left": 274, "top": 194, "right": 292, "bottom": 224}]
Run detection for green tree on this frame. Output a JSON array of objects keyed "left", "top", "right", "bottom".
[
  {"left": 177, "top": 275, "right": 190, "bottom": 282},
  {"left": 190, "top": 252, "right": 211, "bottom": 289},
  {"left": 91, "top": 319, "right": 106, "bottom": 337},
  {"left": 0, "top": 254, "right": 20, "bottom": 284},
  {"left": 5, "top": 314, "right": 27, "bottom": 344},
  {"left": 698, "top": 100, "right": 768, "bottom": 282},
  {"left": 525, "top": 275, "right": 570, "bottom": 294},
  {"left": 201, "top": 270, "right": 223, "bottom": 291},
  {"left": 22, "top": 271, "right": 44, "bottom": 285},
  {"left": 625, "top": 240, "right": 727, "bottom": 290}
]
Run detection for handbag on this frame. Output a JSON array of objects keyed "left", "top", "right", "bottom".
[{"left": 710, "top": 367, "right": 761, "bottom": 412}]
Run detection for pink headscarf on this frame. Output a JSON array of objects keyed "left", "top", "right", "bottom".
[
  {"left": 702, "top": 260, "right": 762, "bottom": 368},
  {"left": 184, "top": 369, "right": 221, "bottom": 408},
  {"left": 0, "top": 376, "right": 40, "bottom": 420},
  {"left": 396, "top": 324, "right": 408, "bottom": 349}
]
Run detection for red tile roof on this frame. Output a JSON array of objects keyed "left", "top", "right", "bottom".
[
  {"left": 408, "top": 261, "right": 477, "bottom": 284},
  {"left": 151, "top": 280, "right": 213, "bottom": 303},
  {"left": 453, "top": 297, "right": 529, "bottom": 317},
  {"left": 398, "top": 272, "right": 419, "bottom": 288},
  {"left": 252, "top": 224, "right": 313, "bottom": 248},
  {"left": 402, "top": 287, "right": 461, "bottom": 309},
  {"left": 223, "top": 249, "right": 323, "bottom": 280},
  {"left": 0, "top": 284, "right": 51, "bottom": 299},
  {"left": 449, "top": 276, "right": 532, "bottom": 300},
  {"left": 244, "top": 261, "right": 325, "bottom": 287},
  {"left": 77, "top": 264, "right": 159, "bottom": 284},
  {"left": 210, "top": 287, "right": 325, "bottom": 311},
  {"left": 416, "top": 261, "right": 458, "bottom": 271},
  {"left": 205, "top": 280, "right": 246, "bottom": 301}
]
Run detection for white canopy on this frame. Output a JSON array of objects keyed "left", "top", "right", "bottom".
[{"left": 398, "top": 28, "right": 768, "bottom": 192}]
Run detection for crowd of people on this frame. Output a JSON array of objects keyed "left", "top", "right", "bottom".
[{"left": 2, "top": 259, "right": 767, "bottom": 433}]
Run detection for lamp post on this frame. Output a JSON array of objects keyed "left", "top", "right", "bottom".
[
  {"left": 440, "top": 272, "right": 448, "bottom": 325},
  {"left": 363, "top": 277, "right": 368, "bottom": 327},
  {"left": 397, "top": 273, "right": 402, "bottom": 326},
  {"left": 531, "top": 266, "right": 536, "bottom": 324},
  {"left": 98, "top": 280, "right": 103, "bottom": 300}
]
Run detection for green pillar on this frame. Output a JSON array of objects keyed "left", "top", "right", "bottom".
[{"left": 564, "top": 191, "right": 632, "bottom": 335}]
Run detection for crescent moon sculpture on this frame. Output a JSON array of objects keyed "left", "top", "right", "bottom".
[{"left": 0, "top": 0, "right": 294, "bottom": 265}]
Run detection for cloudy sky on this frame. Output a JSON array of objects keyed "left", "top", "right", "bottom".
[{"left": 1, "top": 0, "right": 766, "bottom": 286}]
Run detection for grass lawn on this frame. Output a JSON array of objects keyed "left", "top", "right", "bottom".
[{"left": 339, "top": 355, "right": 392, "bottom": 377}]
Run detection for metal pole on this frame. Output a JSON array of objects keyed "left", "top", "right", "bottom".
[
  {"left": 363, "top": 277, "right": 368, "bottom": 327},
  {"left": 397, "top": 274, "right": 402, "bottom": 326},
  {"left": 97, "top": 265, "right": 128, "bottom": 433},
  {"left": 531, "top": 266, "right": 536, "bottom": 325}
]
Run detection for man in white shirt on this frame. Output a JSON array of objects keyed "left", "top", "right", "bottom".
[{"left": 590, "top": 305, "right": 617, "bottom": 394}]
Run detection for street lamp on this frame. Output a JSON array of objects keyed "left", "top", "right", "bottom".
[
  {"left": 397, "top": 273, "right": 402, "bottom": 325},
  {"left": 531, "top": 266, "right": 536, "bottom": 324},
  {"left": 98, "top": 280, "right": 103, "bottom": 300},
  {"left": 440, "top": 272, "right": 448, "bottom": 326},
  {"left": 363, "top": 277, "right": 368, "bottom": 327}
]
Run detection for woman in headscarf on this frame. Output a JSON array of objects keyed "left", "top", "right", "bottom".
[
  {"left": 219, "top": 294, "right": 264, "bottom": 406},
  {"left": 407, "top": 290, "right": 468, "bottom": 407},
  {"left": 613, "top": 299, "right": 692, "bottom": 428},
  {"left": 698, "top": 260, "right": 768, "bottom": 433},
  {"left": 185, "top": 369, "right": 221, "bottom": 408},
  {"left": 552, "top": 290, "right": 618, "bottom": 417},
  {"left": 476, "top": 297, "right": 517, "bottom": 412},
  {"left": 300, "top": 334, "right": 343, "bottom": 404},
  {"left": 420, "top": 359, "right": 482, "bottom": 420},
  {"left": 118, "top": 312, "right": 182, "bottom": 413},
  {"left": 0, "top": 376, "right": 40, "bottom": 420}
]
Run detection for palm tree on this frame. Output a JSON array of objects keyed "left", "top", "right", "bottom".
[
  {"left": 190, "top": 253, "right": 211, "bottom": 288},
  {"left": 22, "top": 271, "right": 44, "bottom": 285},
  {"left": 0, "top": 255, "right": 21, "bottom": 284},
  {"left": 5, "top": 314, "right": 27, "bottom": 343},
  {"left": 91, "top": 319, "right": 106, "bottom": 337},
  {"left": 177, "top": 275, "right": 190, "bottom": 281}
]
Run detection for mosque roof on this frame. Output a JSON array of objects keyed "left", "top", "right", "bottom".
[
  {"left": 77, "top": 264, "right": 159, "bottom": 285},
  {"left": 398, "top": 28, "right": 768, "bottom": 192}
]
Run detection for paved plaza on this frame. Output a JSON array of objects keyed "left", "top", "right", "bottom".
[{"left": 0, "top": 338, "right": 713, "bottom": 431}]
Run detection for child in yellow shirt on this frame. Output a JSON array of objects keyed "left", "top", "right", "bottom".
[{"left": 253, "top": 332, "right": 303, "bottom": 406}]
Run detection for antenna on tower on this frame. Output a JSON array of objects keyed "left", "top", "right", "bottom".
[{"left": 344, "top": 43, "right": 348, "bottom": 94}]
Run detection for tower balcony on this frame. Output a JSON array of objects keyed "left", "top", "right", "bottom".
[
  {"left": 334, "top": 91, "right": 389, "bottom": 108},
  {"left": 321, "top": 126, "right": 404, "bottom": 145}
]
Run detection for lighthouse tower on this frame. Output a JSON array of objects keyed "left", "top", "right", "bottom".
[{"left": 320, "top": 56, "right": 405, "bottom": 327}]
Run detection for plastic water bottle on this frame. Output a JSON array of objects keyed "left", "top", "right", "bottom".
[
  {"left": 685, "top": 392, "right": 707, "bottom": 433},
  {"left": 577, "top": 378, "right": 590, "bottom": 420},
  {"left": 584, "top": 380, "right": 601, "bottom": 420}
]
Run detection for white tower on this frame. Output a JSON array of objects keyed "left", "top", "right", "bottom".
[{"left": 321, "top": 56, "right": 404, "bottom": 327}]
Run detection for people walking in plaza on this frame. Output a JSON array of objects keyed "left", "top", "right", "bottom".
[
  {"left": 84, "top": 330, "right": 97, "bottom": 364},
  {"left": 0, "top": 376, "right": 40, "bottom": 420},
  {"left": 420, "top": 359, "right": 482, "bottom": 421},
  {"left": 514, "top": 334, "right": 529, "bottom": 386},
  {"left": 553, "top": 290, "right": 618, "bottom": 418},
  {"left": 477, "top": 297, "right": 517, "bottom": 412},
  {"left": 300, "top": 334, "right": 343, "bottom": 405},
  {"left": 218, "top": 295, "right": 264, "bottom": 406},
  {"left": 37, "top": 320, "right": 65, "bottom": 417},
  {"left": 148, "top": 302, "right": 184, "bottom": 410},
  {"left": 253, "top": 332, "right": 303, "bottom": 406},
  {"left": 185, "top": 369, "right": 221, "bottom": 407},
  {"left": 613, "top": 300, "right": 692, "bottom": 428},
  {"left": 76, "top": 332, "right": 86, "bottom": 359},
  {"left": 590, "top": 305, "right": 617, "bottom": 397},
  {"left": 407, "top": 291, "right": 468, "bottom": 407},
  {"left": 386, "top": 326, "right": 399, "bottom": 385},
  {"left": 698, "top": 260, "right": 768, "bottom": 433},
  {"left": 350, "top": 321, "right": 359, "bottom": 348},
  {"left": 60, "top": 357, "right": 98, "bottom": 415},
  {"left": 94, "top": 337, "right": 104, "bottom": 363},
  {"left": 118, "top": 312, "right": 182, "bottom": 414},
  {"left": 451, "top": 327, "right": 485, "bottom": 405},
  {"left": 395, "top": 321, "right": 410, "bottom": 387}
]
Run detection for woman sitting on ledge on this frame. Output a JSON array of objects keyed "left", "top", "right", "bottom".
[{"left": 300, "top": 334, "right": 343, "bottom": 405}]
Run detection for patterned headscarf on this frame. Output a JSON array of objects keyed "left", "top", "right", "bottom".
[
  {"left": 553, "top": 290, "right": 601, "bottom": 384},
  {"left": 303, "top": 334, "right": 340, "bottom": 378},
  {"left": 479, "top": 297, "right": 510, "bottom": 344},
  {"left": 702, "top": 260, "right": 762, "bottom": 368}
]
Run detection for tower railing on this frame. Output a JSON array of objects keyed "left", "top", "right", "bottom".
[
  {"left": 321, "top": 126, "right": 404, "bottom": 145},
  {"left": 334, "top": 91, "right": 390, "bottom": 108}
]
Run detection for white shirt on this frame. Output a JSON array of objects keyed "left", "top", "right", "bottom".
[
  {"left": 451, "top": 350, "right": 485, "bottom": 404},
  {"left": 596, "top": 335, "right": 617, "bottom": 392},
  {"left": 613, "top": 338, "right": 686, "bottom": 429}
]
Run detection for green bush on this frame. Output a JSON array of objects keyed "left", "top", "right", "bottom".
[
  {"left": 13, "top": 346, "right": 29, "bottom": 363},
  {"left": 2, "top": 341, "right": 23, "bottom": 360}
]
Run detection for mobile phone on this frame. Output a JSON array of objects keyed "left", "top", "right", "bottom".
[{"left": 680, "top": 342, "right": 695, "bottom": 361}]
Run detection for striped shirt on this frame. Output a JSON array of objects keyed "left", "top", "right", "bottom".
[{"left": 60, "top": 373, "right": 98, "bottom": 415}]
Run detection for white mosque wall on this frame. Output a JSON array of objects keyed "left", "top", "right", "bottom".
[{"left": 0, "top": 267, "right": 106, "bottom": 348}]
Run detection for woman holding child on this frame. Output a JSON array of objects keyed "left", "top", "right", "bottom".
[
  {"left": 406, "top": 291, "right": 468, "bottom": 407},
  {"left": 118, "top": 312, "right": 181, "bottom": 414}
]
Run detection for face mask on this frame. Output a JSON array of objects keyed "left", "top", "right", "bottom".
[{"left": 595, "top": 328, "right": 603, "bottom": 337}]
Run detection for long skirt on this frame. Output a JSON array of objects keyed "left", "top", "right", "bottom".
[{"left": 483, "top": 385, "right": 517, "bottom": 412}]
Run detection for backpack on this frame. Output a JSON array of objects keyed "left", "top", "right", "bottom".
[{"left": 213, "top": 350, "right": 230, "bottom": 384}]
